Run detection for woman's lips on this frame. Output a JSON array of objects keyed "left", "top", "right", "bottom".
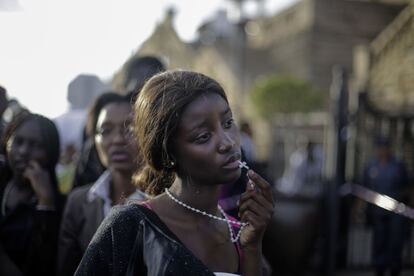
[
  {"left": 222, "top": 159, "right": 241, "bottom": 169},
  {"left": 222, "top": 152, "right": 241, "bottom": 170},
  {"left": 110, "top": 152, "right": 130, "bottom": 162},
  {"left": 14, "top": 160, "right": 29, "bottom": 170}
]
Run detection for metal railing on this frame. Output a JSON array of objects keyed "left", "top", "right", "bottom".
[{"left": 340, "top": 183, "right": 414, "bottom": 268}]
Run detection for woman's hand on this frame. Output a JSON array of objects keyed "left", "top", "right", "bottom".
[
  {"left": 238, "top": 170, "right": 274, "bottom": 250},
  {"left": 23, "top": 161, "right": 55, "bottom": 206}
]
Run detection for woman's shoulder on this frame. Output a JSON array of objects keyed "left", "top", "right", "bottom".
[
  {"left": 104, "top": 203, "right": 147, "bottom": 226},
  {"left": 101, "top": 203, "right": 160, "bottom": 233},
  {"left": 88, "top": 204, "right": 148, "bottom": 246},
  {"left": 66, "top": 184, "right": 92, "bottom": 202}
]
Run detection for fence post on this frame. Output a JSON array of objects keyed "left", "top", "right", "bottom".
[{"left": 326, "top": 66, "right": 349, "bottom": 275}]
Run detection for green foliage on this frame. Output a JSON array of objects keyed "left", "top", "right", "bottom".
[{"left": 251, "top": 75, "right": 325, "bottom": 118}]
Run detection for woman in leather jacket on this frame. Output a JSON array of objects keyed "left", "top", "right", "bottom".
[
  {"left": 76, "top": 70, "right": 274, "bottom": 276},
  {"left": 57, "top": 92, "right": 147, "bottom": 276},
  {"left": 0, "top": 112, "right": 63, "bottom": 276}
]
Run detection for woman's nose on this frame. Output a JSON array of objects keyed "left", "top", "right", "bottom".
[
  {"left": 218, "top": 132, "right": 235, "bottom": 153},
  {"left": 112, "top": 126, "right": 131, "bottom": 143},
  {"left": 17, "top": 142, "right": 30, "bottom": 156}
]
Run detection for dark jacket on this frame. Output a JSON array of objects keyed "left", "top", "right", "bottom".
[
  {"left": 362, "top": 157, "right": 408, "bottom": 217},
  {"left": 57, "top": 184, "right": 105, "bottom": 276},
  {"left": 0, "top": 185, "right": 61, "bottom": 276},
  {"left": 71, "top": 138, "right": 105, "bottom": 190},
  {"left": 75, "top": 204, "right": 216, "bottom": 276}
]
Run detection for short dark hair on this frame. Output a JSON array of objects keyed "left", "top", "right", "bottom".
[
  {"left": 126, "top": 56, "right": 166, "bottom": 93},
  {"left": 133, "top": 70, "right": 228, "bottom": 195},
  {"left": 85, "top": 92, "right": 132, "bottom": 138},
  {"left": 0, "top": 85, "right": 6, "bottom": 97}
]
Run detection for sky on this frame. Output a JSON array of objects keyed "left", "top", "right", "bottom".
[{"left": 0, "top": 0, "right": 297, "bottom": 118}]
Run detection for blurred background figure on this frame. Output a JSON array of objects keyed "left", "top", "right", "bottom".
[
  {"left": 57, "top": 92, "right": 147, "bottom": 276},
  {"left": 0, "top": 86, "right": 8, "bottom": 168},
  {"left": 0, "top": 86, "right": 8, "bottom": 135},
  {"left": 361, "top": 136, "right": 409, "bottom": 276},
  {"left": 277, "top": 137, "right": 323, "bottom": 197},
  {"left": 54, "top": 74, "right": 108, "bottom": 193},
  {"left": 265, "top": 136, "right": 323, "bottom": 276},
  {"left": 0, "top": 112, "right": 63, "bottom": 276},
  {"left": 1, "top": 86, "right": 28, "bottom": 176},
  {"left": 1, "top": 86, "right": 26, "bottom": 134},
  {"left": 124, "top": 55, "right": 166, "bottom": 93},
  {"left": 54, "top": 74, "right": 107, "bottom": 154},
  {"left": 70, "top": 56, "right": 165, "bottom": 191}
]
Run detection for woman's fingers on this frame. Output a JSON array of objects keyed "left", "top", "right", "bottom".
[
  {"left": 239, "top": 170, "right": 275, "bottom": 247},
  {"left": 28, "top": 160, "right": 41, "bottom": 170},
  {"left": 239, "top": 191, "right": 273, "bottom": 214},
  {"left": 239, "top": 200, "right": 273, "bottom": 224},
  {"left": 247, "top": 170, "right": 273, "bottom": 202},
  {"left": 24, "top": 160, "right": 40, "bottom": 175},
  {"left": 239, "top": 193, "right": 274, "bottom": 231},
  {"left": 240, "top": 210, "right": 267, "bottom": 230},
  {"left": 239, "top": 171, "right": 274, "bottom": 230}
]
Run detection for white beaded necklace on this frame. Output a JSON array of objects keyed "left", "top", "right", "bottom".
[{"left": 164, "top": 188, "right": 248, "bottom": 243}]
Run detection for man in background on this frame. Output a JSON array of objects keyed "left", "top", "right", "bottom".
[{"left": 362, "top": 137, "right": 409, "bottom": 276}]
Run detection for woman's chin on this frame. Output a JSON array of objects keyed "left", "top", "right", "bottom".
[{"left": 220, "top": 170, "right": 242, "bottom": 185}]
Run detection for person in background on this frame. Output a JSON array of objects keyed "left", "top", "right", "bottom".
[
  {"left": 0, "top": 112, "right": 63, "bottom": 276},
  {"left": 71, "top": 56, "right": 165, "bottom": 190},
  {"left": 57, "top": 92, "right": 147, "bottom": 276},
  {"left": 0, "top": 86, "right": 9, "bottom": 168},
  {"left": 0, "top": 86, "right": 8, "bottom": 135},
  {"left": 124, "top": 55, "right": 166, "bottom": 93},
  {"left": 278, "top": 139, "right": 323, "bottom": 197},
  {"left": 75, "top": 70, "right": 274, "bottom": 276},
  {"left": 0, "top": 86, "right": 26, "bottom": 140},
  {"left": 362, "top": 136, "right": 409, "bottom": 276},
  {"left": 69, "top": 100, "right": 107, "bottom": 190}
]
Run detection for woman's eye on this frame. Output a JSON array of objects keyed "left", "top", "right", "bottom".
[
  {"left": 13, "top": 137, "right": 24, "bottom": 146},
  {"left": 33, "top": 141, "right": 44, "bottom": 149},
  {"left": 195, "top": 133, "right": 211, "bottom": 143},
  {"left": 224, "top": 118, "right": 234, "bottom": 129},
  {"left": 97, "top": 128, "right": 112, "bottom": 137}
]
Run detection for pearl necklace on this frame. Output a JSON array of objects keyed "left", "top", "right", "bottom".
[{"left": 165, "top": 188, "right": 248, "bottom": 243}]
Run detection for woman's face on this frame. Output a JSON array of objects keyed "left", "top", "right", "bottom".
[
  {"left": 6, "top": 118, "right": 48, "bottom": 177},
  {"left": 173, "top": 93, "right": 241, "bottom": 186},
  {"left": 94, "top": 102, "right": 138, "bottom": 173}
]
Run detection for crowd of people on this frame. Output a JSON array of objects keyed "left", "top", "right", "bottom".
[
  {"left": 0, "top": 55, "right": 411, "bottom": 276},
  {"left": 0, "top": 57, "right": 274, "bottom": 276}
]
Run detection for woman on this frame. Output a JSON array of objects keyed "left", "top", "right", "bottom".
[
  {"left": 0, "top": 112, "right": 62, "bottom": 276},
  {"left": 76, "top": 71, "right": 274, "bottom": 275},
  {"left": 58, "top": 92, "right": 147, "bottom": 276}
]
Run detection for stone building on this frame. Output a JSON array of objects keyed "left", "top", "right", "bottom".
[
  {"left": 112, "top": 0, "right": 409, "bottom": 177},
  {"left": 345, "top": 0, "right": 414, "bottom": 268},
  {"left": 114, "top": 0, "right": 403, "bottom": 98},
  {"left": 351, "top": 0, "right": 414, "bottom": 178}
]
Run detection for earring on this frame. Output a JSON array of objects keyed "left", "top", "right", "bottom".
[{"left": 165, "top": 159, "right": 176, "bottom": 169}]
